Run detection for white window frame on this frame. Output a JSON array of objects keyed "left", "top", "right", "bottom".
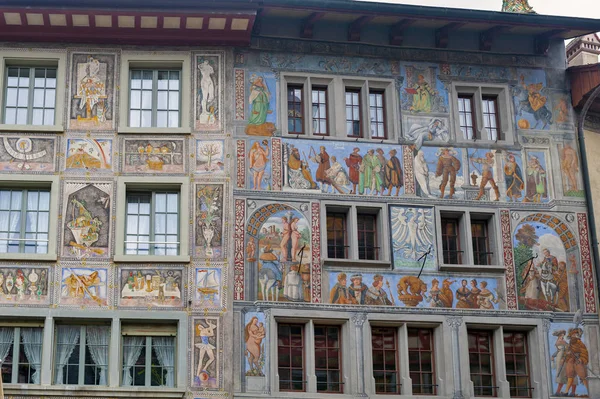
[
  {"left": 118, "top": 52, "right": 191, "bottom": 134},
  {"left": 0, "top": 49, "right": 66, "bottom": 132},
  {"left": 322, "top": 201, "right": 390, "bottom": 267},
  {"left": 280, "top": 72, "right": 398, "bottom": 142},
  {"left": 451, "top": 82, "right": 514, "bottom": 145},
  {"left": 435, "top": 207, "right": 502, "bottom": 271},
  {"left": 120, "top": 334, "right": 176, "bottom": 388},
  {"left": 0, "top": 175, "right": 59, "bottom": 261},
  {"left": 0, "top": 324, "right": 44, "bottom": 385},
  {"left": 114, "top": 176, "right": 190, "bottom": 263}
]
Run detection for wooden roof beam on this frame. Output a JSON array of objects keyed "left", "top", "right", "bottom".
[
  {"left": 435, "top": 22, "right": 466, "bottom": 49},
  {"left": 535, "top": 29, "right": 569, "bottom": 55},
  {"left": 348, "top": 15, "right": 373, "bottom": 42},
  {"left": 389, "top": 18, "right": 415, "bottom": 46},
  {"left": 300, "top": 11, "right": 325, "bottom": 39},
  {"left": 479, "top": 25, "right": 511, "bottom": 51}
]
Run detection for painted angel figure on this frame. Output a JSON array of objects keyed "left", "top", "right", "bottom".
[
  {"left": 391, "top": 208, "right": 434, "bottom": 260},
  {"left": 502, "top": 0, "right": 535, "bottom": 13}
]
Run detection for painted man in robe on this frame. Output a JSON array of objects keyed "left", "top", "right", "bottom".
[
  {"left": 364, "top": 274, "right": 392, "bottom": 306},
  {"left": 325, "top": 156, "right": 350, "bottom": 192},
  {"left": 471, "top": 151, "right": 500, "bottom": 201},
  {"left": 504, "top": 153, "right": 524, "bottom": 201},
  {"left": 288, "top": 146, "right": 317, "bottom": 189},
  {"left": 329, "top": 273, "right": 351, "bottom": 304},
  {"left": 554, "top": 261, "right": 570, "bottom": 312},
  {"left": 359, "top": 149, "right": 379, "bottom": 195},
  {"left": 245, "top": 75, "right": 274, "bottom": 136},
  {"left": 539, "top": 248, "right": 559, "bottom": 304},
  {"left": 410, "top": 74, "right": 437, "bottom": 113},
  {"left": 406, "top": 118, "right": 449, "bottom": 150},
  {"left": 375, "top": 148, "right": 387, "bottom": 194},
  {"left": 435, "top": 148, "right": 461, "bottom": 199},
  {"left": 314, "top": 146, "right": 332, "bottom": 191},
  {"left": 525, "top": 156, "right": 547, "bottom": 203},
  {"left": 344, "top": 147, "right": 362, "bottom": 194},
  {"left": 563, "top": 328, "right": 589, "bottom": 395},
  {"left": 385, "top": 149, "right": 403, "bottom": 196},
  {"left": 348, "top": 274, "right": 368, "bottom": 305}
]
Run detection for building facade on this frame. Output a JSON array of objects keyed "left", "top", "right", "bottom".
[{"left": 0, "top": 1, "right": 599, "bottom": 398}]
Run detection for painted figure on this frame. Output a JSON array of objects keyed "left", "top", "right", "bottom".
[
  {"left": 288, "top": 146, "right": 317, "bottom": 189},
  {"left": 435, "top": 148, "right": 461, "bottom": 199},
  {"left": 410, "top": 74, "right": 437, "bottom": 113},
  {"left": 279, "top": 217, "right": 291, "bottom": 261},
  {"left": 325, "top": 156, "right": 350, "bottom": 191},
  {"left": 455, "top": 279, "right": 472, "bottom": 309},
  {"left": 471, "top": 152, "right": 500, "bottom": 201},
  {"left": 249, "top": 140, "right": 269, "bottom": 190},
  {"left": 415, "top": 150, "right": 432, "bottom": 197},
  {"left": 525, "top": 156, "right": 547, "bottom": 203},
  {"left": 348, "top": 274, "right": 368, "bottom": 305},
  {"left": 504, "top": 153, "right": 524, "bottom": 201},
  {"left": 283, "top": 264, "right": 303, "bottom": 301},
  {"left": 515, "top": 74, "right": 552, "bottom": 129},
  {"left": 359, "top": 149, "right": 383, "bottom": 195},
  {"left": 198, "top": 60, "right": 216, "bottom": 125},
  {"left": 426, "top": 279, "right": 444, "bottom": 307},
  {"left": 477, "top": 281, "right": 498, "bottom": 309},
  {"left": 330, "top": 273, "right": 351, "bottom": 304},
  {"left": 289, "top": 217, "right": 302, "bottom": 261},
  {"left": 554, "top": 261, "right": 570, "bottom": 312},
  {"left": 385, "top": 149, "right": 403, "bottom": 196},
  {"left": 561, "top": 143, "right": 579, "bottom": 193},
  {"left": 195, "top": 320, "right": 217, "bottom": 377},
  {"left": 76, "top": 56, "right": 107, "bottom": 123},
  {"left": 245, "top": 316, "right": 266, "bottom": 375},
  {"left": 314, "top": 146, "right": 332, "bottom": 191},
  {"left": 554, "top": 97, "right": 570, "bottom": 124},
  {"left": 552, "top": 329, "right": 569, "bottom": 395},
  {"left": 246, "top": 238, "right": 256, "bottom": 262},
  {"left": 344, "top": 147, "right": 362, "bottom": 194},
  {"left": 406, "top": 118, "right": 449, "bottom": 150},
  {"left": 246, "top": 75, "right": 275, "bottom": 136},
  {"left": 563, "top": 328, "right": 589, "bottom": 395},
  {"left": 365, "top": 274, "right": 392, "bottom": 306}
]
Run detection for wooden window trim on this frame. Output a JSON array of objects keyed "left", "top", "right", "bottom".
[
  {"left": 314, "top": 325, "right": 343, "bottom": 393},
  {"left": 287, "top": 84, "right": 304, "bottom": 135},
  {"left": 326, "top": 212, "right": 348, "bottom": 259},
  {"left": 357, "top": 212, "right": 378, "bottom": 260},
  {"left": 277, "top": 323, "right": 305, "bottom": 392},
  {"left": 441, "top": 217, "right": 462, "bottom": 265},
  {"left": 369, "top": 89, "right": 387, "bottom": 139},
  {"left": 345, "top": 88, "right": 362, "bottom": 138},
  {"left": 503, "top": 331, "right": 532, "bottom": 398},
  {"left": 468, "top": 330, "right": 497, "bottom": 397},
  {"left": 372, "top": 327, "right": 399, "bottom": 394},
  {"left": 407, "top": 328, "right": 437, "bottom": 395},
  {"left": 471, "top": 220, "right": 491, "bottom": 266},
  {"left": 458, "top": 94, "right": 477, "bottom": 140},
  {"left": 311, "top": 86, "right": 328, "bottom": 136}
]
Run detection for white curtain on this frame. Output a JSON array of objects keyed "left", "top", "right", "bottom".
[
  {"left": 21, "top": 328, "right": 43, "bottom": 384},
  {"left": 86, "top": 326, "right": 109, "bottom": 386},
  {"left": 54, "top": 326, "right": 80, "bottom": 384},
  {"left": 0, "top": 328, "right": 14, "bottom": 367},
  {"left": 152, "top": 337, "right": 175, "bottom": 387},
  {"left": 122, "top": 336, "right": 144, "bottom": 387}
]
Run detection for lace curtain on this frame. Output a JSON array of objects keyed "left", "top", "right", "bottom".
[
  {"left": 152, "top": 337, "right": 175, "bottom": 387},
  {"left": 86, "top": 326, "right": 109, "bottom": 386},
  {"left": 21, "top": 328, "right": 43, "bottom": 384},
  {"left": 54, "top": 326, "right": 80, "bottom": 384},
  {"left": 122, "top": 336, "right": 144, "bottom": 387},
  {"left": 0, "top": 327, "right": 14, "bottom": 368}
]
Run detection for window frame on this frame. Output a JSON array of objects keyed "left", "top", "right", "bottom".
[
  {"left": 120, "top": 334, "right": 176, "bottom": 388},
  {"left": 114, "top": 176, "right": 190, "bottom": 263},
  {"left": 503, "top": 330, "right": 533, "bottom": 398},
  {"left": 314, "top": 324, "right": 343, "bottom": 393},
  {"left": 0, "top": 50, "right": 66, "bottom": 132},
  {"left": 3, "top": 66, "right": 57, "bottom": 126},
  {"left": 407, "top": 327, "right": 437, "bottom": 396},
  {"left": 128, "top": 68, "right": 182, "bottom": 129},
  {"left": 371, "top": 326, "right": 400, "bottom": 395},
  {"left": 0, "top": 175, "right": 59, "bottom": 261},
  {"left": 118, "top": 52, "right": 191, "bottom": 134},
  {"left": 435, "top": 208, "right": 502, "bottom": 271},
  {"left": 0, "top": 325, "right": 44, "bottom": 385},
  {"left": 368, "top": 89, "right": 387, "bottom": 140},
  {"left": 286, "top": 84, "right": 304, "bottom": 135},
  {"left": 468, "top": 329, "right": 497, "bottom": 397},
  {"left": 322, "top": 202, "right": 390, "bottom": 267},
  {"left": 451, "top": 82, "right": 514, "bottom": 145}
]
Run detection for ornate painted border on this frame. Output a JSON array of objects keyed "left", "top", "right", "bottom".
[
  {"left": 402, "top": 145, "right": 415, "bottom": 195},
  {"left": 116, "top": 264, "right": 186, "bottom": 311},
  {"left": 54, "top": 261, "right": 114, "bottom": 310},
  {"left": 271, "top": 138, "right": 282, "bottom": 191},
  {"left": 189, "top": 316, "right": 223, "bottom": 391},
  {"left": 311, "top": 201, "right": 322, "bottom": 303},
  {"left": 193, "top": 51, "right": 224, "bottom": 132},
  {"left": 501, "top": 209, "right": 517, "bottom": 310},
  {"left": 0, "top": 134, "right": 59, "bottom": 174},
  {"left": 577, "top": 213, "right": 597, "bottom": 313},
  {"left": 189, "top": 261, "right": 228, "bottom": 311},
  {"left": 234, "top": 69, "right": 245, "bottom": 120},
  {"left": 0, "top": 264, "right": 53, "bottom": 308},
  {"left": 62, "top": 134, "right": 116, "bottom": 175},
  {"left": 236, "top": 140, "right": 245, "bottom": 189},
  {"left": 119, "top": 136, "right": 189, "bottom": 175},
  {"left": 234, "top": 198, "right": 245, "bottom": 301}
]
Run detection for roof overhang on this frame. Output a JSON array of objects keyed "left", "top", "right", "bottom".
[{"left": 569, "top": 63, "right": 600, "bottom": 115}]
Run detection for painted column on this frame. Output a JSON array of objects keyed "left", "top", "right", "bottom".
[
  {"left": 446, "top": 316, "right": 464, "bottom": 399},
  {"left": 351, "top": 312, "right": 368, "bottom": 397}
]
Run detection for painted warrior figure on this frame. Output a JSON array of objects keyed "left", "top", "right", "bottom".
[{"left": 501, "top": 0, "right": 535, "bottom": 13}]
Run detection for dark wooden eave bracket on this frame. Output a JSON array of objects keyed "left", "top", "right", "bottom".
[
  {"left": 300, "top": 12, "right": 325, "bottom": 38},
  {"left": 348, "top": 15, "right": 373, "bottom": 42},
  {"left": 479, "top": 25, "right": 511, "bottom": 51},
  {"left": 389, "top": 18, "right": 415, "bottom": 46},
  {"left": 535, "top": 29, "right": 569, "bottom": 55},
  {"left": 435, "top": 22, "right": 466, "bottom": 48}
]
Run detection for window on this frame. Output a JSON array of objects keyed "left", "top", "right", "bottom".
[
  {"left": 54, "top": 325, "right": 109, "bottom": 386},
  {"left": 0, "top": 189, "right": 50, "bottom": 254},
  {"left": 472, "top": 220, "right": 491, "bottom": 266},
  {"left": 312, "top": 87, "right": 328, "bottom": 135},
  {"left": 287, "top": 85, "right": 304, "bottom": 134},
  {"left": 129, "top": 69, "right": 180, "bottom": 128},
  {"left": 441, "top": 216, "right": 462, "bottom": 265},
  {"left": 503, "top": 332, "right": 532, "bottom": 398},
  {"left": 0, "top": 326, "right": 43, "bottom": 384},
  {"left": 326, "top": 212, "right": 347, "bottom": 259},
  {"left": 407, "top": 328, "right": 436, "bottom": 395},
  {"left": 122, "top": 335, "right": 175, "bottom": 387},
  {"left": 369, "top": 90, "right": 386, "bottom": 139},
  {"left": 125, "top": 191, "right": 180, "bottom": 256},
  {"left": 4, "top": 67, "right": 56, "bottom": 126},
  {"left": 372, "top": 327, "right": 399, "bottom": 394},
  {"left": 324, "top": 204, "right": 388, "bottom": 264},
  {"left": 278, "top": 324, "right": 305, "bottom": 392},
  {"left": 314, "top": 325, "right": 342, "bottom": 393},
  {"left": 345, "top": 89, "right": 361, "bottom": 137},
  {"left": 468, "top": 330, "right": 496, "bottom": 397},
  {"left": 452, "top": 83, "right": 513, "bottom": 144}
]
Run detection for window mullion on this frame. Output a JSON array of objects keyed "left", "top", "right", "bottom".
[
  {"left": 152, "top": 70, "right": 158, "bottom": 127},
  {"left": 145, "top": 336, "right": 152, "bottom": 387},
  {"left": 78, "top": 326, "right": 86, "bottom": 385},
  {"left": 150, "top": 192, "right": 156, "bottom": 256},
  {"left": 11, "top": 327, "right": 20, "bottom": 383},
  {"left": 19, "top": 189, "right": 28, "bottom": 252},
  {"left": 27, "top": 67, "right": 34, "bottom": 125}
]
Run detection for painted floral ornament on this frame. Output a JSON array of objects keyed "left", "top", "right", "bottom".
[{"left": 502, "top": 0, "right": 536, "bottom": 13}]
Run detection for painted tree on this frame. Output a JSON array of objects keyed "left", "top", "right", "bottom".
[
  {"left": 199, "top": 143, "right": 221, "bottom": 169},
  {"left": 514, "top": 223, "right": 538, "bottom": 309}
]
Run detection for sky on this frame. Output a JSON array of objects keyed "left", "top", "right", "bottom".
[{"left": 360, "top": 0, "right": 600, "bottom": 19}]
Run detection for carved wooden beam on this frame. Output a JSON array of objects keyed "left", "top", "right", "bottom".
[
  {"left": 348, "top": 15, "right": 373, "bottom": 42},
  {"left": 300, "top": 12, "right": 325, "bottom": 39},
  {"left": 534, "top": 29, "right": 568, "bottom": 55},
  {"left": 435, "top": 22, "right": 466, "bottom": 48},
  {"left": 389, "top": 18, "right": 416, "bottom": 46},
  {"left": 252, "top": 8, "right": 263, "bottom": 35},
  {"left": 479, "top": 25, "right": 511, "bottom": 51}
]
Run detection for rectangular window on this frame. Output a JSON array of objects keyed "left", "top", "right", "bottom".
[
  {"left": 369, "top": 90, "right": 386, "bottom": 139},
  {"left": 482, "top": 96, "right": 502, "bottom": 141},
  {"left": 326, "top": 212, "right": 348, "bottom": 259},
  {"left": 314, "top": 325, "right": 342, "bottom": 393},
  {"left": 54, "top": 325, "right": 109, "bottom": 386},
  {"left": 278, "top": 324, "right": 305, "bottom": 392},
  {"left": 408, "top": 328, "right": 436, "bottom": 395},
  {"left": 125, "top": 191, "right": 179, "bottom": 256},
  {"left": 345, "top": 89, "right": 361, "bottom": 137},
  {"left": 357, "top": 212, "right": 378, "bottom": 260},
  {"left": 287, "top": 85, "right": 304, "bottom": 134},
  {"left": 441, "top": 217, "right": 462, "bottom": 264},
  {"left": 129, "top": 69, "right": 180, "bottom": 128},
  {"left": 312, "top": 87, "right": 328, "bottom": 135},
  {"left": 372, "top": 327, "right": 399, "bottom": 394},
  {"left": 472, "top": 221, "right": 491, "bottom": 266},
  {"left": 122, "top": 335, "right": 175, "bottom": 387},
  {"left": 4, "top": 66, "right": 56, "bottom": 125},
  {"left": 468, "top": 330, "right": 496, "bottom": 397},
  {"left": 504, "top": 332, "right": 532, "bottom": 398},
  {"left": 0, "top": 189, "right": 50, "bottom": 254},
  {"left": 0, "top": 327, "right": 43, "bottom": 384},
  {"left": 458, "top": 95, "right": 476, "bottom": 140}
]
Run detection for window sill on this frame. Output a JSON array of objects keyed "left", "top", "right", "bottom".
[
  {"left": 439, "top": 264, "right": 505, "bottom": 273},
  {"left": 118, "top": 127, "right": 191, "bottom": 135},
  {"left": 114, "top": 254, "right": 190, "bottom": 263},
  {"left": 323, "top": 258, "right": 391, "bottom": 269},
  {"left": 0, "top": 124, "right": 63, "bottom": 133},
  {"left": 285, "top": 134, "right": 397, "bottom": 144},
  {"left": 0, "top": 253, "right": 57, "bottom": 262},
  {"left": 4, "top": 384, "right": 186, "bottom": 398}
]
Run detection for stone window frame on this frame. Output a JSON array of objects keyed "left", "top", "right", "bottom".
[
  {"left": 114, "top": 176, "right": 190, "bottom": 263},
  {"left": 321, "top": 200, "right": 391, "bottom": 268},
  {"left": 118, "top": 51, "right": 191, "bottom": 134},
  {"left": 435, "top": 207, "right": 503, "bottom": 272},
  {"left": 279, "top": 72, "right": 399, "bottom": 143},
  {"left": 450, "top": 81, "right": 515, "bottom": 146},
  {"left": 0, "top": 174, "right": 60, "bottom": 261},
  {"left": 0, "top": 49, "right": 67, "bottom": 133}
]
